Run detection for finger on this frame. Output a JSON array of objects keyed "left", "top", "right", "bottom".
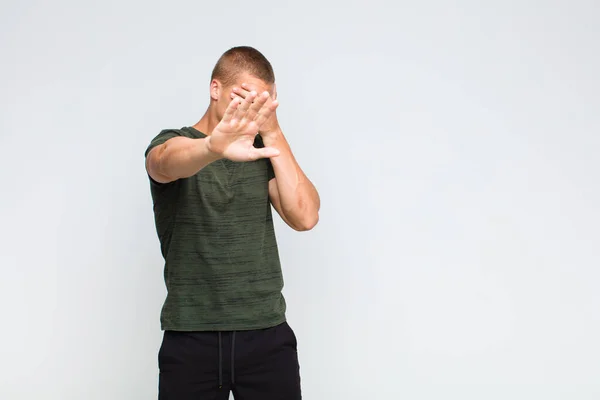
[
  {"left": 254, "top": 99, "right": 279, "bottom": 127},
  {"left": 231, "top": 86, "right": 250, "bottom": 99},
  {"left": 245, "top": 91, "right": 270, "bottom": 122},
  {"left": 242, "top": 82, "right": 275, "bottom": 100},
  {"left": 222, "top": 97, "right": 242, "bottom": 124},
  {"left": 233, "top": 91, "right": 257, "bottom": 120},
  {"left": 248, "top": 146, "right": 280, "bottom": 160}
]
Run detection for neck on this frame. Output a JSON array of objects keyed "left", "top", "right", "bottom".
[{"left": 193, "top": 106, "right": 219, "bottom": 136}]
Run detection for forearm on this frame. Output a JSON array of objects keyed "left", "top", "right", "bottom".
[
  {"left": 265, "top": 131, "right": 320, "bottom": 228},
  {"left": 150, "top": 137, "right": 221, "bottom": 182}
]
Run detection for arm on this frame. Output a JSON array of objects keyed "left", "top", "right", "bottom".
[
  {"left": 146, "top": 136, "right": 220, "bottom": 184},
  {"left": 146, "top": 91, "right": 279, "bottom": 184},
  {"left": 231, "top": 83, "right": 320, "bottom": 231},
  {"left": 264, "top": 131, "right": 320, "bottom": 231}
]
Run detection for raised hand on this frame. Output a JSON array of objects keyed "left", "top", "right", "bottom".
[
  {"left": 231, "top": 83, "right": 281, "bottom": 136},
  {"left": 206, "top": 90, "right": 280, "bottom": 162}
]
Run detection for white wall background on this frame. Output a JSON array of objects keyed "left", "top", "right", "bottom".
[{"left": 1, "top": 0, "right": 599, "bottom": 399}]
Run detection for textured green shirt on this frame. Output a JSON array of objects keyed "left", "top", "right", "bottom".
[{"left": 145, "top": 126, "right": 286, "bottom": 331}]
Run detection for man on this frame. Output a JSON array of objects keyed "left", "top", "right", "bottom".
[{"left": 144, "top": 46, "right": 320, "bottom": 400}]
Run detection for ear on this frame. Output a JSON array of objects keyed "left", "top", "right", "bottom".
[
  {"left": 272, "top": 83, "right": 278, "bottom": 100},
  {"left": 210, "top": 79, "right": 221, "bottom": 101}
]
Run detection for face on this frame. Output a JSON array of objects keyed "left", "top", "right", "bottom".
[{"left": 210, "top": 72, "right": 276, "bottom": 121}]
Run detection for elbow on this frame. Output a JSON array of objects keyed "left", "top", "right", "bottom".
[
  {"left": 147, "top": 148, "right": 174, "bottom": 184},
  {"left": 294, "top": 212, "right": 319, "bottom": 232}
]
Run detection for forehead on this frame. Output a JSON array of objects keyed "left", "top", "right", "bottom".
[{"left": 234, "top": 72, "right": 273, "bottom": 93}]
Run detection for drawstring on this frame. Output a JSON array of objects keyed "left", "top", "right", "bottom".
[
  {"left": 218, "top": 332, "right": 223, "bottom": 388},
  {"left": 231, "top": 331, "right": 236, "bottom": 384},
  {"left": 217, "top": 331, "right": 237, "bottom": 388}
]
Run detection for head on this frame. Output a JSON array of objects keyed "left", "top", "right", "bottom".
[{"left": 209, "top": 46, "right": 276, "bottom": 121}]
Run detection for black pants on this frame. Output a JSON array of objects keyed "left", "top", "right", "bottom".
[{"left": 158, "top": 321, "right": 302, "bottom": 400}]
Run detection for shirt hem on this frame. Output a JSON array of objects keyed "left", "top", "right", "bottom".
[{"left": 160, "top": 315, "right": 287, "bottom": 332}]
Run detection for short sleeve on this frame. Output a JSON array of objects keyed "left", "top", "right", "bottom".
[
  {"left": 144, "top": 129, "right": 182, "bottom": 158},
  {"left": 266, "top": 159, "right": 275, "bottom": 181}
]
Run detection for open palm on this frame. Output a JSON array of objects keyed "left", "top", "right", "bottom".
[{"left": 207, "top": 91, "right": 280, "bottom": 162}]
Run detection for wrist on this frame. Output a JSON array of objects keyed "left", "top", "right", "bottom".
[
  {"left": 202, "top": 136, "right": 224, "bottom": 162},
  {"left": 261, "top": 129, "right": 282, "bottom": 147}
]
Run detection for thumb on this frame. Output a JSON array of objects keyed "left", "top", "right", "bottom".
[{"left": 249, "top": 146, "right": 280, "bottom": 160}]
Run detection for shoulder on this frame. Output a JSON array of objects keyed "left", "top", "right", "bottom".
[{"left": 145, "top": 127, "right": 199, "bottom": 158}]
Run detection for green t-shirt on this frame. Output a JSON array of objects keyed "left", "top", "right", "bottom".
[{"left": 145, "top": 126, "right": 286, "bottom": 331}]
